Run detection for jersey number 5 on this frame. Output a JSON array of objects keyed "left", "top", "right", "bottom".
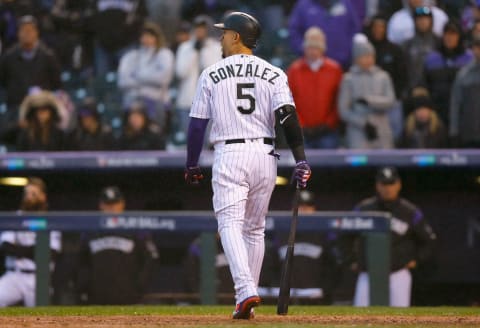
[{"left": 237, "top": 83, "right": 256, "bottom": 114}]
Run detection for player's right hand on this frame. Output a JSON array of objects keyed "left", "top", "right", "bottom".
[
  {"left": 294, "top": 161, "right": 311, "bottom": 189},
  {"left": 185, "top": 166, "right": 204, "bottom": 185}
]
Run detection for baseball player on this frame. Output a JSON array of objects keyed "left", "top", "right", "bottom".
[
  {"left": 351, "top": 166, "right": 437, "bottom": 307},
  {"left": 0, "top": 177, "right": 61, "bottom": 307},
  {"left": 184, "top": 12, "right": 311, "bottom": 319}
]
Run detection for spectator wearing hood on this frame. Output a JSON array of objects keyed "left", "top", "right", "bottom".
[
  {"left": 68, "top": 97, "right": 114, "bottom": 151},
  {"left": 118, "top": 101, "right": 165, "bottom": 150},
  {"left": 403, "top": 6, "right": 441, "bottom": 91},
  {"left": 288, "top": 0, "right": 361, "bottom": 70},
  {"left": 338, "top": 35, "right": 395, "bottom": 149},
  {"left": 399, "top": 96, "right": 447, "bottom": 148},
  {"left": 16, "top": 91, "right": 67, "bottom": 151},
  {"left": 118, "top": 21, "right": 174, "bottom": 129},
  {"left": 423, "top": 21, "right": 473, "bottom": 127},
  {"left": 387, "top": 0, "right": 448, "bottom": 45}
]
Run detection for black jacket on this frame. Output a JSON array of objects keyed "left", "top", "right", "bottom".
[
  {"left": 371, "top": 38, "right": 407, "bottom": 99},
  {"left": 118, "top": 125, "right": 165, "bottom": 150},
  {"left": 78, "top": 233, "right": 159, "bottom": 305},
  {"left": 88, "top": 0, "right": 147, "bottom": 52},
  {"left": 0, "top": 43, "right": 61, "bottom": 109},
  {"left": 16, "top": 126, "right": 66, "bottom": 152},
  {"left": 69, "top": 125, "right": 114, "bottom": 151},
  {"left": 353, "top": 196, "right": 436, "bottom": 272}
]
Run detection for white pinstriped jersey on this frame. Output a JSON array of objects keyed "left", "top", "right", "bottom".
[
  {"left": 189, "top": 54, "right": 295, "bottom": 143},
  {"left": 0, "top": 231, "right": 61, "bottom": 271}
]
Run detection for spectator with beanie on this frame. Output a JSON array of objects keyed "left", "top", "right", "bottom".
[
  {"left": 288, "top": 0, "right": 361, "bottom": 69},
  {"left": 350, "top": 167, "right": 436, "bottom": 307},
  {"left": 0, "top": 16, "right": 61, "bottom": 139},
  {"left": 77, "top": 186, "right": 159, "bottom": 305},
  {"left": 68, "top": 97, "right": 114, "bottom": 151},
  {"left": 287, "top": 27, "right": 343, "bottom": 149},
  {"left": 399, "top": 96, "right": 447, "bottom": 148},
  {"left": 16, "top": 90, "right": 67, "bottom": 151},
  {"left": 403, "top": 6, "right": 441, "bottom": 90},
  {"left": 118, "top": 101, "right": 165, "bottom": 150},
  {"left": 338, "top": 35, "right": 395, "bottom": 149},
  {"left": 174, "top": 15, "right": 221, "bottom": 147},
  {"left": 118, "top": 21, "right": 174, "bottom": 126},
  {"left": 89, "top": 0, "right": 147, "bottom": 75},
  {"left": 387, "top": 0, "right": 448, "bottom": 45},
  {"left": 450, "top": 35, "right": 480, "bottom": 148},
  {"left": 423, "top": 21, "right": 473, "bottom": 126}
]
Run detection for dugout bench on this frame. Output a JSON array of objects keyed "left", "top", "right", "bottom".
[{"left": 0, "top": 211, "right": 391, "bottom": 306}]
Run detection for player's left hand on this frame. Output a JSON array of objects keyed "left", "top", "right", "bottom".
[
  {"left": 294, "top": 160, "right": 311, "bottom": 189},
  {"left": 185, "top": 166, "right": 204, "bottom": 185}
]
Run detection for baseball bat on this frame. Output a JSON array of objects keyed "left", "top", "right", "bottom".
[{"left": 277, "top": 186, "right": 301, "bottom": 315}]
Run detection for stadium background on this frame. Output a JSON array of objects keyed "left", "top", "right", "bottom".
[{"left": 0, "top": 0, "right": 479, "bottom": 308}]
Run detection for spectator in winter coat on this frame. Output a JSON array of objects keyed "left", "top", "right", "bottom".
[
  {"left": 118, "top": 101, "right": 165, "bottom": 150},
  {"left": 16, "top": 90, "right": 67, "bottom": 151},
  {"left": 399, "top": 96, "right": 447, "bottom": 148},
  {"left": 387, "top": 0, "right": 448, "bottom": 45},
  {"left": 0, "top": 16, "right": 61, "bottom": 136},
  {"left": 118, "top": 21, "right": 174, "bottom": 129},
  {"left": 173, "top": 15, "right": 221, "bottom": 147},
  {"left": 423, "top": 21, "right": 473, "bottom": 126},
  {"left": 403, "top": 6, "right": 441, "bottom": 91},
  {"left": 288, "top": 0, "right": 361, "bottom": 69},
  {"left": 450, "top": 35, "right": 480, "bottom": 147},
  {"left": 287, "top": 27, "right": 343, "bottom": 149},
  {"left": 68, "top": 97, "right": 114, "bottom": 151},
  {"left": 338, "top": 35, "right": 395, "bottom": 149}
]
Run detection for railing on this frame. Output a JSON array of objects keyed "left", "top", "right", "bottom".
[
  {"left": 0, "top": 211, "right": 391, "bottom": 306},
  {"left": 0, "top": 149, "right": 478, "bottom": 171}
]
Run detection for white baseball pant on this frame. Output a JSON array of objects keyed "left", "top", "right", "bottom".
[
  {"left": 212, "top": 139, "right": 277, "bottom": 303},
  {"left": 0, "top": 271, "right": 36, "bottom": 307},
  {"left": 353, "top": 268, "right": 412, "bottom": 307}
]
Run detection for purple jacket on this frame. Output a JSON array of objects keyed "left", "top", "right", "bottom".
[{"left": 288, "top": 0, "right": 361, "bottom": 69}]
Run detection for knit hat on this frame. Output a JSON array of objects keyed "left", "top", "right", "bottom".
[
  {"left": 352, "top": 33, "right": 375, "bottom": 60},
  {"left": 303, "top": 27, "right": 327, "bottom": 51}
]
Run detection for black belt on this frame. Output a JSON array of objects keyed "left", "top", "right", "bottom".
[
  {"left": 7, "top": 268, "right": 35, "bottom": 274},
  {"left": 225, "top": 138, "right": 274, "bottom": 145}
]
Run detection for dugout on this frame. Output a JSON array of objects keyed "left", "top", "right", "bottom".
[{"left": 0, "top": 149, "right": 479, "bottom": 306}]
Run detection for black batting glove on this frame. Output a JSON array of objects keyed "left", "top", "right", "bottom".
[
  {"left": 185, "top": 166, "right": 204, "bottom": 185},
  {"left": 294, "top": 160, "right": 311, "bottom": 189}
]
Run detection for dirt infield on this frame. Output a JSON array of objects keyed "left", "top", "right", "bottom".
[{"left": 2, "top": 314, "right": 480, "bottom": 327}]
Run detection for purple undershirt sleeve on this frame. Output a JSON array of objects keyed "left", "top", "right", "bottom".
[{"left": 186, "top": 117, "right": 209, "bottom": 167}]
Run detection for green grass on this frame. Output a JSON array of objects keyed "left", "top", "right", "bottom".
[
  {"left": 1, "top": 305, "right": 479, "bottom": 316},
  {"left": 0, "top": 306, "right": 479, "bottom": 327},
  {"left": 0, "top": 305, "right": 479, "bottom": 316}
]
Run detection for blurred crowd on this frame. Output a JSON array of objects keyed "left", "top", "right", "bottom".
[{"left": 0, "top": 0, "right": 480, "bottom": 152}]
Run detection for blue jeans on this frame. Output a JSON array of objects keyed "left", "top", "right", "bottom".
[{"left": 304, "top": 131, "right": 339, "bottom": 149}]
